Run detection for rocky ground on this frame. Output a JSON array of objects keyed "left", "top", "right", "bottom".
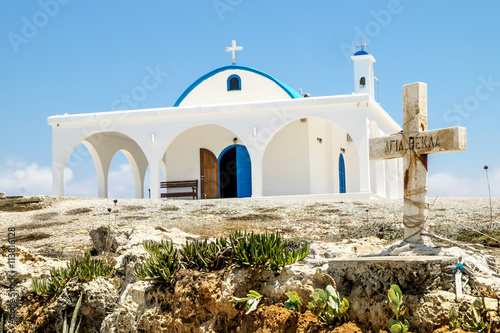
[{"left": 0, "top": 196, "right": 499, "bottom": 332}]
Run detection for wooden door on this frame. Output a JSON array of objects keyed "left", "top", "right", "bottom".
[{"left": 200, "top": 148, "right": 219, "bottom": 199}]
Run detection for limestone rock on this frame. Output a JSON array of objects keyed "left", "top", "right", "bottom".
[
  {"left": 19, "top": 277, "right": 119, "bottom": 332},
  {"left": 0, "top": 195, "right": 58, "bottom": 211}
]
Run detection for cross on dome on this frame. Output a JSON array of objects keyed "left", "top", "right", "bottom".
[
  {"left": 357, "top": 40, "right": 368, "bottom": 51},
  {"left": 226, "top": 40, "right": 243, "bottom": 65}
]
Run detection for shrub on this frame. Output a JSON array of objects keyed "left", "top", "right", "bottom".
[{"left": 32, "top": 253, "right": 113, "bottom": 296}]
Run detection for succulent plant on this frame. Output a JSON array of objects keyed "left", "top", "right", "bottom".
[
  {"left": 449, "top": 306, "right": 461, "bottom": 329},
  {"left": 135, "top": 239, "right": 180, "bottom": 285},
  {"left": 230, "top": 231, "right": 309, "bottom": 272},
  {"left": 180, "top": 236, "right": 230, "bottom": 271},
  {"left": 32, "top": 253, "right": 113, "bottom": 296},
  {"left": 284, "top": 291, "right": 303, "bottom": 313},
  {"left": 63, "top": 292, "right": 83, "bottom": 333},
  {"left": 306, "top": 284, "right": 349, "bottom": 326},
  {"left": 234, "top": 290, "right": 263, "bottom": 315},
  {"left": 387, "top": 285, "right": 410, "bottom": 333},
  {"left": 463, "top": 297, "right": 489, "bottom": 333}
]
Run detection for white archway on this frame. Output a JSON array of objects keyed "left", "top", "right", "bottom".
[
  {"left": 59, "top": 131, "right": 148, "bottom": 198},
  {"left": 262, "top": 117, "right": 360, "bottom": 196},
  {"left": 160, "top": 124, "right": 246, "bottom": 199}
]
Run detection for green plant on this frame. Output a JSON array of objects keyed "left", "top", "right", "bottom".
[
  {"left": 23, "top": 323, "right": 39, "bottom": 332},
  {"left": 135, "top": 239, "right": 180, "bottom": 285},
  {"left": 449, "top": 306, "right": 461, "bottom": 329},
  {"left": 284, "top": 291, "right": 303, "bottom": 312},
  {"left": 0, "top": 312, "right": 3, "bottom": 333},
  {"left": 387, "top": 285, "right": 409, "bottom": 333},
  {"left": 180, "top": 236, "right": 230, "bottom": 271},
  {"left": 32, "top": 253, "right": 114, "bottom": 296},
  {"left": 135, "top": 231, "right": 309, "bottom": 286},
  {"left": 230, "top": 231, "right": 309, "bottom": 272},
  {"left": 234, "top": 290, "right": 263, "bottom": 314},
  {"left": 63, "top": 292, "right": 83, "bottom": 333},
  {"left": 306, "top": 285, "right": 349, "bottom": 326},
  {"left": 464, "top": 297, "right": 489, "bottom": 333}
]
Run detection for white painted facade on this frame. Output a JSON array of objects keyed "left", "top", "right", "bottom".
[{"left": 48, "top": 51, "right": 403, "bottom": 200}]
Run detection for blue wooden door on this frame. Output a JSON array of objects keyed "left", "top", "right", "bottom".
[
  {"left": 339, "top": 153, "right": 346, "bottom": 193},
  {"left": 236, "top": 145, "right": 252, "bottom": 198}
]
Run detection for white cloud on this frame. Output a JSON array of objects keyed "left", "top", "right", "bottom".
[
  {"left": 428, "top": 167, "right": 500, "bottom": 198},
  {"left": 108, "top": 164, "right": 136, "bottom": 199},
  {"left": 0, "top": 158, "right": 140, "bottom": 198},
  {"left": 0, "top": 158, "right": 71, "bottom": 196}
]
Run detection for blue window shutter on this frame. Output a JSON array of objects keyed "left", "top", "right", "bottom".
[
  {"left": 236, "top": 145, "right": 252, "bottom": 198},
  {"left": 339, "top": 153, "right": 346, "bottom": 193}
]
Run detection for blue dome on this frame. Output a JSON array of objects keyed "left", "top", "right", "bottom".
[{"left": 354, "top": 50, "right": 369, "bottom": 56}]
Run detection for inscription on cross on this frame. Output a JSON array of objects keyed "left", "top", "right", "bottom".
[{"left": 370, "top": 82, "right": 466, "bottom": 244}]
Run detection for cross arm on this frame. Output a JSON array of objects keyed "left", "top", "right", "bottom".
[{"left": 369, "top": 126, "right": 466, "bottom": 160}]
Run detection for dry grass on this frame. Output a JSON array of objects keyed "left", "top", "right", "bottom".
[
  {"left": 330, "top": 221, "right": 403, "bottom": 242},
  {"left": 226, "top": 213, "right": 282, "bottom": 222},
  {"left": 251, "top": 207, "right": 283, "bottom": 213},
  {"left": 121, "top": 205, "right": 146, "bottom": 212},
  {"left": 18, "top": 221, "right": 66, "bottom": 231},
  {"left": 122, "top": 215, "right": 150, "bottom": 221},
  {"left": 190, "top": 208, "right": 236, "bottom": 216},
  {"left": 31, "top": 212, "right": 59, "bottom": 221},
  {"left": 15, "top": 232, "right": 52, "bottom": 242},
  {"left": 162, "top": 206, "right": 180, "bottom": 212},
  {"left": 65, "top": 207, "right": 92, "bottom": 215}
]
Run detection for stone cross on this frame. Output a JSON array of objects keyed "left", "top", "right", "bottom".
[
  {"left": 226, "top": 40, "right": 243, "bottom": 65},
  {"left": 370, "top": 82, "right": 466, "bottom": 244}
]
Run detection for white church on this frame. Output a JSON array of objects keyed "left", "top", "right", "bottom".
[{"left": 48, "top": 41, "right": 403, "bottom": 200}]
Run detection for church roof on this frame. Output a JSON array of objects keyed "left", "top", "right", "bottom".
[{"left": 174, "top": 65, "right": 303, "bottom": 107}]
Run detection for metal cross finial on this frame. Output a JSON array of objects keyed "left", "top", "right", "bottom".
[
  {"left": 226, "top": 40, "right": 243, "bottom": 65},
  {"left": 357, "top": 40, "right": 368, "bottom": 51}
]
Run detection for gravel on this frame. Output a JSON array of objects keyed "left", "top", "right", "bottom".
[{"left": 1, "top": 196, "right": 499, "bottom": 260}]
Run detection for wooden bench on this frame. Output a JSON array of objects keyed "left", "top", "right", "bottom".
[{"left": 160, "top": 180, "right": 198, "bottom": 200}]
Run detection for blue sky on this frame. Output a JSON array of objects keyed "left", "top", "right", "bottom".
[{"left": 0, "top": 1, "right": 499, "bottom": 198}]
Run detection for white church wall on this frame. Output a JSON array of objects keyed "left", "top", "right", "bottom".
[
  {"left": 262, "top": 119, "right": 310, "bottom": 196},
  {"left": 179, "top": 69, "right": 292, "bottom": 107},
  {"left": 49, "top": 93, "right": 400, "bottom": 199},
  {"left": 385, "top": 159, "right": 399, "bottom": 199},
  {"left": 369, "top": 121, "right": 387, "bottom": 197},
  {"left": 344, "top": 137, "right": 360, "bottom": 193},
  {"left": 308, "top": 118, "right": 328, "bottom": 194}
]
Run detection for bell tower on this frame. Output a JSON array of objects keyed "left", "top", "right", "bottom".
[{"left": 351, "top": 41, "right": 376, "bottom": 99}]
